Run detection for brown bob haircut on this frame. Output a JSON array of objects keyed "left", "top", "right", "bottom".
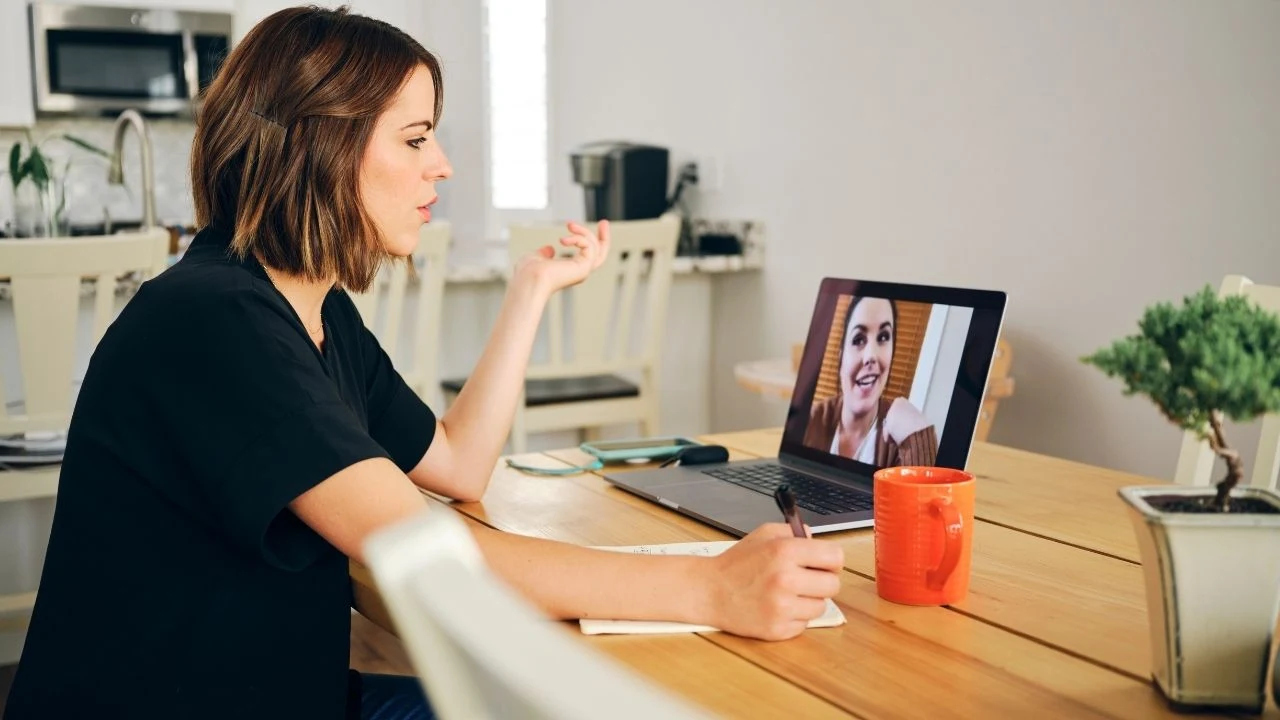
[{"left": 191, "top": 4, "right": 443, "bottom": 292}]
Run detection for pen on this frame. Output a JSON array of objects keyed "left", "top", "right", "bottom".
[{"left": 773, "top": 484, "right": 807, "bottom": 538}]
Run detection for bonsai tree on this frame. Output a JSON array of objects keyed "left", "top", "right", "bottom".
[{"left": 1082, "top": 285, "right": 1280, "bottom": 512}]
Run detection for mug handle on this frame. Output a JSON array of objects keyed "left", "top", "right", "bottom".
[{"left": 926, "top": 497, "right": 964, "bottom": 591}]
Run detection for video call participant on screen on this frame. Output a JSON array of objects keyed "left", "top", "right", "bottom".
[{"left": 803, "top": 296, "right": 939, "bottom": 466}]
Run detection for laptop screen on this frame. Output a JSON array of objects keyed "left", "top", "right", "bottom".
[{"left": 780, "top": 277, "right": 1007, "bottom": 476}]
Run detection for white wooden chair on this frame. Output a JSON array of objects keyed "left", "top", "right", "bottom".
[
  {"left": 349, "top": 222, "right": 451, "bottom": 408},
  {"left": 1173, "top": 275, "right": 1280, "bottom": 490},
  {"left": 442, "top": 214, "right": 680, "bottom": 453},
  {"left": 0, "top": 228, "right": 170, "bottom": 635},
  {"left": 362, "top": 507, "right": 715, "bottom": 720}
]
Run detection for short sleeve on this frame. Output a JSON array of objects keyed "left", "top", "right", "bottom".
[
  {"left": 353, "top": 307, "right": 437, "bottom": 472},
  {"left": 145, "top": 286, "right": 395, "bottom": 570}
]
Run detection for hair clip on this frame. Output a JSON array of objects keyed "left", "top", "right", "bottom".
[{"left": 249, "top": 108, "right": 286, "bottom": 129}]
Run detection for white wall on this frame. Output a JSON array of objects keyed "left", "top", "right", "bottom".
[
  {"left": 547, "top": 0, "right": 1280, "bottom": 482},
  {"left": 417, "top": 2, "right": 488, "bottom": 247}
]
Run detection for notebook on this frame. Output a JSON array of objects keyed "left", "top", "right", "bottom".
[{"left": 578, "top": 540, "right": 847, "bottom": 635}]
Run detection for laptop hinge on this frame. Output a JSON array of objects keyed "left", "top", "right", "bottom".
[{"left": 777, "top": 454, "right": 874, "bottom": 491}]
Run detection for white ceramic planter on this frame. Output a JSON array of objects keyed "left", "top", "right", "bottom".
[
  {"left": 1119, "top": 485, "right": 1280, "bottom": 714},
  {"left": 1273, "top": 645, "right": 1279, "bottom": 707}
]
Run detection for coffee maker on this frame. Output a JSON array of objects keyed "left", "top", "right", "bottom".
[{"left": 569, "top": 141, "right": 669, "bottom": 221}]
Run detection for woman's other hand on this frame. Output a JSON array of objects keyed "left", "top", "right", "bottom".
[
  {"left": 883, "top": 396, "right": 932, "bottom": 445},
  {"left": 704, "top": 523, "right": 844, "bottom": 640},
  {"left": 514, "top": 220, "right": 611, "bottom": 297}
]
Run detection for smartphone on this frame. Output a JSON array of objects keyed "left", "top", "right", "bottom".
[{"left": 579, "top": 436, "right": 702, "bottom": 463}]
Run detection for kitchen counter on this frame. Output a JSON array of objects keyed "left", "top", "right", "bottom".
[
  {"left": 0, "top": 250, "right": 761, "bottom": 301},
  {"left": 0, "top": 221, "right": 187, "bottom": 239},
  {"left": 0, "top": 224, "right": 765, "bottom": 299},
  {"left": 443, "top": 244, "right": 763, "bottom": 284}
]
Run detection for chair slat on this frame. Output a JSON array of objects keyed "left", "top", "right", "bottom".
[
  {"left": 547, "top": 291, "right": 564, "bottom": 368},
  {"left": 571, "top": 257, "right": 618, "bottom": 367},
  {"left": 381, "top": 261, "right": 409, "bottom": 359},
  {"left": 12, "top": 275, "right": 81, "bottom": 421},
  {"left": 91, "top": 272, "right": 116, "bottom": 346},
  {"left": 409, "top": 226, "right": 451, "bottom": 406},
  {"left": 613, "top": 250, "right": 643, "bottom": 361},
  {"left": 1174, "top": 274, "right": 1280, "bottom": 491},
  {"left": 642, "top": 242, "right": 676, "bottom": 368},
  {"left": 1253, "top": 415, "right": 1280, "bottom": 489},
  {"left": 348, "top": 283, "right": 380, "bottom": 327}
]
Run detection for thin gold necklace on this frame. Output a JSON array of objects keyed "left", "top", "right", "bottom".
[{"left": 264, "top": 266, "right": 323, "bottom": 336}]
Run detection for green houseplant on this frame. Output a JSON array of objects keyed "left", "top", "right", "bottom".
[
  {"left": 6, "top": 130, "right": 111, "bottom": 237},
  {"left": 1082, "top": 283, "right": 1280, "bottom": 714}
]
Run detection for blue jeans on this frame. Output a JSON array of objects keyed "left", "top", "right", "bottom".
[{"left": 359, "top": 672, "right": 435, "bottom": 720}]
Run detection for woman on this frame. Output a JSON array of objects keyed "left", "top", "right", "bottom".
[
  {"left": 803, "top": 296, "right": 939, "bottom": 466},
  {"left": 3, "top": 7, "right": 843, "bottom": 720}
]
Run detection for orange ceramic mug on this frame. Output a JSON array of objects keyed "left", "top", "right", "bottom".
[{"left": 873, "top": 466, "right": 975, "bottom": 605}]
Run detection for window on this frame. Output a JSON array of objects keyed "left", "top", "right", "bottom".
[{"left": 483, "top": 0, "right": 548, "bottom": 214}]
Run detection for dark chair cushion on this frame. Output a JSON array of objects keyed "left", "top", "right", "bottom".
[{"left": 440, "top": 374, "right": 640, "bottom": 407}]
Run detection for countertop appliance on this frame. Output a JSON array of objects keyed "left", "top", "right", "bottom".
[
  {"left": 28, "top": 1, "right": 233, "bottom": 117},
  {"left": 569, "top": 141, "right": 670, "bottom": 221}
]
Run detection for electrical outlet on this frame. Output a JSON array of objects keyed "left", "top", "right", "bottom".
[{"left": 693, "top": 153, "right": 722, "bottom": 192}]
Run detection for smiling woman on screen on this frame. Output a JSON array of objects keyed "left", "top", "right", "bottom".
[{"left": 803, "top": 296, "right": 939, "bottom": 467}]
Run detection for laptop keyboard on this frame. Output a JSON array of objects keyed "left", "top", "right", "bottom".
[{"left": 701, "top": 465, "right": 873, "bottom": 516}]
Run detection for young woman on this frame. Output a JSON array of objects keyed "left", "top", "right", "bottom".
[
  {"left": 804, "top": 296, "right": 939, "bottom": 466},
  {"left": 3, "top": 6, "right": 843, "bottom": 720}
]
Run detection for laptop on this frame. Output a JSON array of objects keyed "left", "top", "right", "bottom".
[{"left": 603, "top": 276, "right": 1008, "bottom": 536}]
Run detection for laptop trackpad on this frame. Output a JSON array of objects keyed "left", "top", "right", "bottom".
[{"left": 659, "top": 477, "right": 773, "bottom": 521}]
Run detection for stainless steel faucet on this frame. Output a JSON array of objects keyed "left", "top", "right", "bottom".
[{"left": 107, "top": 109, "right": 157, "bottom": 230}]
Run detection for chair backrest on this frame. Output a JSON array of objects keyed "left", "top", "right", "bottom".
[
  {"left": 1174, "top": 275, "right": 1280, "bottom": 490},
  {"left": 349, "top": 222, "right": 451, "bottom": 406},
  {"left": 0, "top": 229, "right": 170, "bottom": 436},
  {"left": 506, "top": 214, "right": 680, "bottom": 381},
  {"left": 974, "top": 337, "right": 1015, "bottom": 443},
  {"left": 363, "top": 509, "right": 715, "bottom": 720}
]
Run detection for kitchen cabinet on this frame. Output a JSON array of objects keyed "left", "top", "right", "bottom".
[
  {"left": 63, "top": 0, "right": 234, "bottom": 10},
  {"left": 0, "top": 0, "right": 237, "bottom": 128},
  {"left": 0, "top": 2, "right": 35, "bottom": 127},
  {"left": 0, "top": 0, "right": 423, "bottom": 128}
]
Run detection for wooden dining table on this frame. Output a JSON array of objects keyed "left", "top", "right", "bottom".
[{"left": 349, "top": 428, "right": 1280, "bottom": 719}]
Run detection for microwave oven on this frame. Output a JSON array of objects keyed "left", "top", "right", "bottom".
[{"left": 28, "top": 2, "right": 233, "bottom": 117}]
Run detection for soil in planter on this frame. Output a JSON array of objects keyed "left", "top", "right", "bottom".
[{"left": 1144, "top": 494, "right": 1280, "bottom": 515}]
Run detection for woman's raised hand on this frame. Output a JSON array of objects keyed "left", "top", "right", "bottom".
[
  {"left": 514, "top": 220, "right": 611, "bottom": 297},
  {"left": 882, "top": 396, "right": 933, "bottom": 445}
]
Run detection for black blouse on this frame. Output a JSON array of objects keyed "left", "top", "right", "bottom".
[{"left": 4, "top": 223, "right": 436, "bottom": 720}]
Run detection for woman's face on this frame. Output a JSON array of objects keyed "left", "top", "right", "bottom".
[
  {"left": 839, "top": 298, "right": 894, "bottom": 417},
  {"left": 359, "top": 64, "right": 453, "bottom": 257}
]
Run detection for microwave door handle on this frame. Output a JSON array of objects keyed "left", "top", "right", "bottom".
[{"left": 182, "top": 31, "right": 198, "bottom": 101}]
